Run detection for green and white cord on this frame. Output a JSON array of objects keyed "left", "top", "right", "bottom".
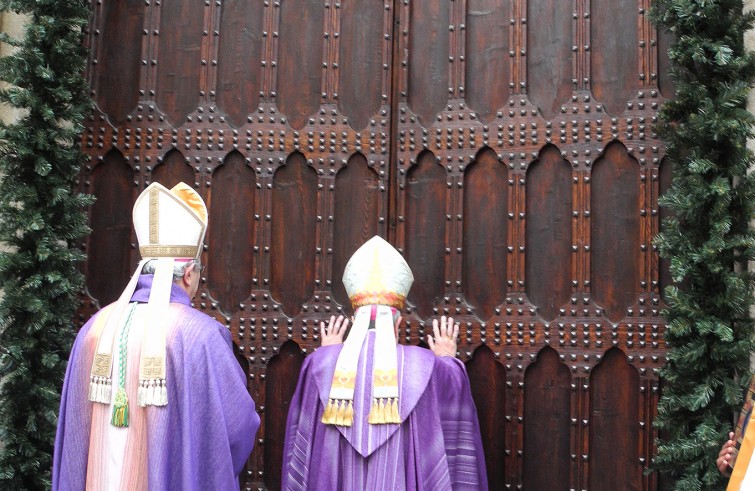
[{"left": 111, "top": 302, "right": 137, "bottom": 427}]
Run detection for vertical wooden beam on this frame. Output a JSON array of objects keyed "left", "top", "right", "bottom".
[
  {"left": 513, "top": 170, "right": 526, "bottom": 294},
  {"left": 393, "top": 0, "right": 411, "bottom": 252},
  {"left": 514, "top": 0, "right": 526, "bottom": 94},
  {"left": 260, "top": 0, "right": 278, "bottom": 103},
  {"left": 87, "top": 0, "right": 103, "bottom": 94},
  {"left": 143, "top": 0, "right": 160, "bottom": 104},
  {"left": 198, "top": 0, "right": 218, "bottom": 106},
  {"left": 321, "top": 1, "right": 334, "bottom": 104},
  {"left": 650, "top": 166, "right": 660, "bottom": 295},
  {"left": 639, "top": 0, "right": 657, "bottom": 88}
]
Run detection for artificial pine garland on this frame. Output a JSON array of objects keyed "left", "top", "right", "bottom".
[
  {"left": 0, "top": 0, "right": 92, "bottom": 489},
  {"left": 651, "top": 0, "right": 755, "bottom": 489}
]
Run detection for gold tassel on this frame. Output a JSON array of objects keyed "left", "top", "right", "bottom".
[
  {"left": 368, "top": 398, "right": 380, "bottom": 424},
  {"left": 372, "top": 398, "right": 382, "bottom": 424},
  {"left": 111, "top": 388, "right": 129, "bottom": 427},
  {"left": 341, "top": 400, "right": 353, "bottom": 427},
  {"left": 321, "top": 399, "right": 334, "bottom": 424},
  {"left": 367, "top": 398, "right": 401, "bottom": 425},
  {"left": 375, "top": 398, "right": 386, "bottom": 424},
  {"left": 335, "top": 400, "right": 346, "bottom": 426},
  {"left": 390, "top": 398, "right": 400, "bottom": 423}
]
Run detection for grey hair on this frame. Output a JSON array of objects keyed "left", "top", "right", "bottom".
[{"left": 141, "top": 259, "right": 198, "bottom": 282}]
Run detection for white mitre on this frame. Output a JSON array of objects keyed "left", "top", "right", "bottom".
[
  {"left": 342, "top": 235, "right": 414, "bottom": 310},
  {"left": 132, "top": 182, "right": 208, "bottom": 260}
]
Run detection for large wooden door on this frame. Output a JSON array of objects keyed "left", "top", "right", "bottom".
[{"left": 78, "top": 1, "right": 673, "bottom": 489}]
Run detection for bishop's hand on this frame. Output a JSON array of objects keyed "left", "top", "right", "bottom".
[
  {"left": 428, "top": 315, "right": 459, "bottom": 358},
  {"left": 320, "top": 315, "right": 349, "bottom": 346}
]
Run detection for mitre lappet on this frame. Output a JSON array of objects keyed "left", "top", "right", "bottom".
[
  {"left": 87, "top": 182, "right": 207, "bottom": 422},
  {"left": 322, "top": 235, "right": 414, "bottom": 427}
]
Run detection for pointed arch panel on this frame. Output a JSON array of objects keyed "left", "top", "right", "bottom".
[
  {"left": 405, "top": 152, "right": 446, "bottom": 318},
  {"left": 526, "top": 146, "right": 572, "bottom": 321},
  {"left": 332, "top": 155, "right": 381, "bottom": 312},
  {"left": 271, "top": 153, "right": 317, "bottom": 316},
  {"left": 264, "top": 341, "right": 306, "bottom": 490},
  {"left": 589, "top": 348, "right": 641, "bottom": 490},
  {"left": 591, "top": 142, "right": 641, "bottom": 321},
  {"left": 523, "top": 346, "right": 571, "bottom": 491},
  {"left": 462, "top": 148, "right": 508, "bottom": 320},
  {"left": 87, "top": 150, "right": 135, "bottom": 305},
  {"left": 207, "top": 151, "right": 256, "bottom": 313}
]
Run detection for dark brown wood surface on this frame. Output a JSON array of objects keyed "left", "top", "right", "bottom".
[
  {"left": 79, "top": 1, "right": 670, "bottom": 489},
  {"left": 525, "top": 145, "right": 572, "bottom": 322},
  {"left": 523, "top": 346, "right": 571, "bottom": 491}
]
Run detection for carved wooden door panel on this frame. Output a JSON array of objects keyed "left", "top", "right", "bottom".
[{"left": 79, "top": 1, "right": 673, "bottom": 489}]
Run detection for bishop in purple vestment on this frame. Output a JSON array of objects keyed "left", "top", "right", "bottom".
[
  {"left": 53, "top": 183, "right": 259, "bottom": 490},
  {"left": 281, "top": 236, "right": 487, "bottom": 490}
]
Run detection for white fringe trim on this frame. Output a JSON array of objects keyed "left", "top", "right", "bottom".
[
  {"left": 137, "top": 379, "right": 168, "bottom": 407},
  {"left": 88, "top": 376, "right": 113, "bottom": 404}
]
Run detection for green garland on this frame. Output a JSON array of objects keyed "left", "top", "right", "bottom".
[
  {"left": 651, "top": 0, "right": 755, "bottom": 489},
  {"left": 0, "top": 1, "right": 92, "bottom": 489}
]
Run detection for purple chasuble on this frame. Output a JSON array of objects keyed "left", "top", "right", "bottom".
[
  {"left": 282, "top": 332, "right": 488, "bottom": 490},
  {"left": 53, "top": 275, "right": 260, "bottom": 490}
]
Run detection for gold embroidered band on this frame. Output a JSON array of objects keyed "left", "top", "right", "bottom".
[
  {"left": 139, "top": 246, "right": 199, "bottom": 258},
  {"left": 349, "top": 291, "right": 406, "bottom": 310},
  {"left": 149, "top": 187, "right": 159, "bottom": 244}
]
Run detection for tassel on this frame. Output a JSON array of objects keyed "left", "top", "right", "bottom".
[
  {"left": 104, "top": 378, "right": 112, "bottom": 403},
  {"left": 137, "top": 381, "right": 144, "bottom": 407},
  {"left": 146, "top": 380, "right": 156, "bottom": 406},
  {"left": 370, "top": 398, "right": 385, "bottom": 424},
  {"left": 96, "top": 379, "right": 104, "bottom": 403},
  {"left": 329, "top": 399, "right": 339, "bottom": 425},
  {"left": 335, "top": 400, "right": 346, "bottom": 426},
  {"left": 111, "top": 388, "right": 129, "bottom": 427},
  {"left": 142, "top": 381, "right": 150, "bottom": 406},
  {"left": 390, "top": 398, "right": 400, "bottom": 423},
  {"left": 368, "top": 398, "right": 380, "bottom": 424},
  {"left": 328, "top": 399, "right": 337, "bottom": 424},
  {"left": 321, "top": 399, "right": 334, "bottom": 424},
  {"left": 159, "top": 380, "right": 168, "bottom": 406},
  {"left": 342, "top": 400, "right": 353, "bottom": 427},
  {"left": 88, "top": 377, "right": 96, "bottom": 402}
]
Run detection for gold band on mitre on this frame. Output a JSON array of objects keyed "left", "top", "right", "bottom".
[
  {"left": 349, "top": 291, "right": 406, "bottom": 310},
  {"left": 139, "top": 245, "right": 199, "bottom": 259}
]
